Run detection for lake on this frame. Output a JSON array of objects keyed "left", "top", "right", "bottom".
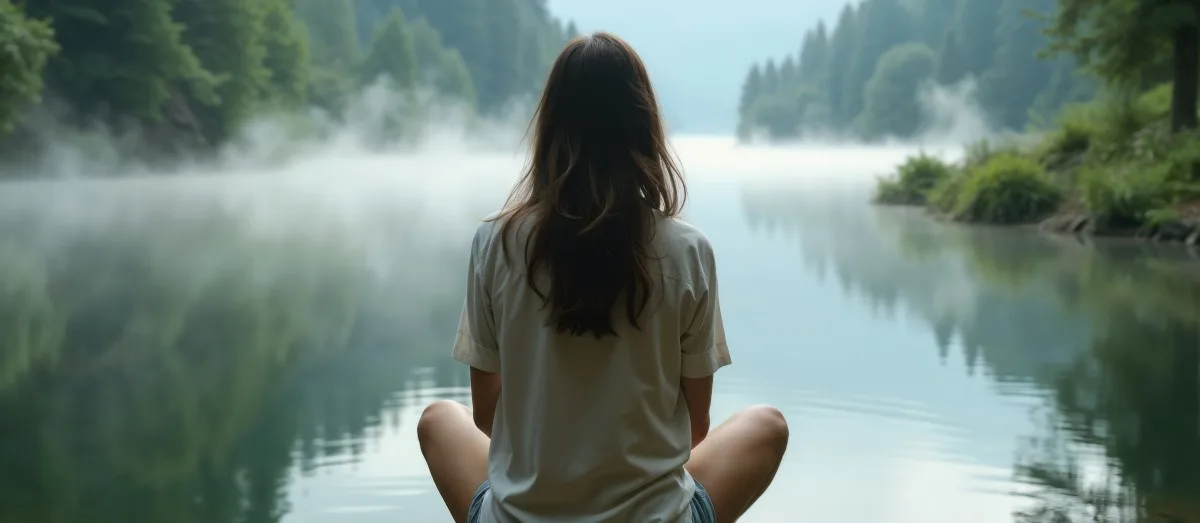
[{"left": 0, "top": 137, "right": 1196, "bottom": 523}]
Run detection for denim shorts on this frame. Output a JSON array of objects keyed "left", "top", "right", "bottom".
[{"left": 467, "top": 479, "right": 717, "bottom": 523}]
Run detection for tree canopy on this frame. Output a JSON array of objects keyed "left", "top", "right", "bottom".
[
  {"left": 0, "top": 0, "right": 575, "bottom": 155},
  {"left": 737, "top": 0, "right": 1098, "bottom": 141}
]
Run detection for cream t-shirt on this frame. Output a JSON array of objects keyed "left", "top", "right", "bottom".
[{"left": 451, "top": 214, "right": 732, "bottom": 523}]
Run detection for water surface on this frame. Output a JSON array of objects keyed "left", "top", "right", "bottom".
[{"left": 0, "top": 138, "right": 1196, "bottom": 523}]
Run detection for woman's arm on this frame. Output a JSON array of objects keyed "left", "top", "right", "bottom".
[
  {"left": 681, "top": 375, "right": 713, "bottom": 448},
  {"left": 470, "top": 367, "right": 502, "bottom": 437}
]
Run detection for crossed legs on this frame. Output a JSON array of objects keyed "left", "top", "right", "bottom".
[{"left": 417, "top": 400, "right": 789, "bottom": 522}]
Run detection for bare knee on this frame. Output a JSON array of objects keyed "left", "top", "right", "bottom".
[
  {"left": 417, "top": 400, "right": 467, "bottom": 449},
  {"left": 741, "top": 404, "right": 789, "bottom": 452}
]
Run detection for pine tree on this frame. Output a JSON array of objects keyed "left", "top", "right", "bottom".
[
  {"left": 738, "top": 64, "right": 763, "bottom": 117},
  {"left": 825, "top": 4, "right": 859, "bottom": 127},
  {"left": 261, "top": 0, "right": 309, "bottom": 107},
  {"left": 955, "top": 0, "right": 1000, "bottom": 77},
  {"left": 780, "top": 56, "right": 798, "bottom": 87},
  {"left": 174, "top": 0, "right": 272, "bottom": 141},
  {"left": 844, "top": 0, "right": 914, "bottom": 126},
  {"left": 360, "top": 9, "right": 419, "bottom": 89},
  {"left": 798, "top": 23, "right": 829, "bottom": 86}
]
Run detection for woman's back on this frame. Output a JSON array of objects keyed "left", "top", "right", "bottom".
[
  {"left": 454, "top": 215, "right": 730, "bottom": 522},
  {"left": 417, "top": 31, "right": 786, "bottom": 523}
]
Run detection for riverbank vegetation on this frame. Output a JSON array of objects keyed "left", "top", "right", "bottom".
[
  {"left": 850, "top": 0, "right": 1200, "bottom": 242},
  {"left": 0, "top": 0, "right": 576, "bottom": 175}
]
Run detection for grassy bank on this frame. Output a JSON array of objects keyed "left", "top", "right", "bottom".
[{"left": 875, "top": 85, "right": 1200, "bottom": 244}]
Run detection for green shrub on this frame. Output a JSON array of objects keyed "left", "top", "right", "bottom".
[
  {"left": 1037, "top": 105, "right": 1094, "bottom": 167},
  {"left": 1079, "top": 130, "right": 1200, "bottom": 228},
  {"left": 952, "top": 154, "right": 1063, "bottom": 224},
  {"left": 962, "top": 138, "right": 1027, "bottom": 171},
  {"left": 873, "top": 153, "right": 953, "bottom": 205},
  {"left": 928, "top": 169, "right": 967, "bottom": 214},
  {"left": 1079, "top": 158, "right": 1172, "bottom": 229}
]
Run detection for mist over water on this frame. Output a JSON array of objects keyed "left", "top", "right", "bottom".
[{"left": 1, "top": 99, "right": 1197, "bottom": 523}]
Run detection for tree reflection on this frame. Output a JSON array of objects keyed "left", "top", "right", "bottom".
[
  {"left": 0, "top": 196, "right": 468, "bottom": 523},
  {"left": 740, "top": 179, "right": 1200, "bottom": 522}
]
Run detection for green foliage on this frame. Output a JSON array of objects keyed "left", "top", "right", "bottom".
[
  {"left": 295, "top": 0, "right": 359, "bottom": 71},
  {"left": 737, "top": 0, "right": 1094, "bottom": 141},
  {"left": 21, "top": 0, "right": 217, "bottom": 123},
  {"left": 873, "top": 152, "right": 954, "bottom": 205},
  {"left": 360, "top": 10, "right": 419, "bottom": 89},
  {"left": 409, "top": 16, "right": 477, "bottom": 105},
  {"left": 1078, "top": 129, "right": 1200, "bottom": 228},
  {"left": 0, "top": 0, "right": 569, "bottom": 160},
  {"left": 261, "top": 0, "right": 310, "bottom": 108},
  {"left": 175, "top": 0, "right": 272, "bottom": 143},
  {"left": 856, "top": 43, "right": 937, "bottom": 139},
  {"left": 951, "top": 154, "right": 1064, "bottom": 224},
  {"left": 928, "top": 169, "right": 968, "bottom": 214},
  {"left": 0, "top": 1, "right": 58, "bottom": 133},
  {"left": 843, "top": 0, "right": 913, "bottom": 127}
]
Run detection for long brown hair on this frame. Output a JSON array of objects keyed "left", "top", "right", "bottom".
[{"left": 492, "top": 32, "right": 686, "bottom": 339}]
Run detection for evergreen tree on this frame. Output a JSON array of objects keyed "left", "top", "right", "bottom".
[
  {"left": 920, "top": 0, "right": 959, "bottom": 47},
  {"left": 797, "top": 23, "right": 829, "bottom": 85},
  {"left": 1046, "top": 0, "right": 1199, "bottom": 131},
  {"left": 434, "top": 49, "right": 478, "bottom": 105},
  {"left": 978, "top": 0, "right": 1057, "bottom": 130},
  {"left": 21, "top": 0, "right": 216, "bottom": 122},
  {"left": 955, "top": 0, "right": 1000, "bottom": 77},
  {"left": 780, "top": 56, "right": 798, "bottom": 87},
  {"left": 844, "top": 0, "right": 914, "bottom": 126},
  {"left": 174, "top": 0, "right": 271, "bottom": 142},
  {"left": 763, "top": 59, "right": 780, "bottom": 95},
  {"left": 739, "top": 64, "right": 763, "bottom": 118},
  {"left": 857, "top": 43, "right": 938, "bottom": 138},
  {"left": 360, "top": 10, "right": 419, "bottom": 89},
  {"left": 825, "top": 5, "right": 859, "bottom": 127},
  {"left": 261, "top": 0, "right": 310, "bottom": 108},
  {"left": 0, "top": 0, "right": 58, "bottom": 133}
]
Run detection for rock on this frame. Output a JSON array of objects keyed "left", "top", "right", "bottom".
[
  {"left": 1187, "top": 229, "right": 1200, "bottom": 245},
  {"left": 1068, "top": 215, "right": 1090, "bottom": 233},
  {"left": 1040, "top": 213, "right": 1090, "bottom": 234},
  {"left": 1155, "top": 220, "right": 1196, "bottom": 242}
]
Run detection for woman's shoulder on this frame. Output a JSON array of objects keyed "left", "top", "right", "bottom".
[{"left": 655, "top": 216, "right": 715, "bottom": 257}]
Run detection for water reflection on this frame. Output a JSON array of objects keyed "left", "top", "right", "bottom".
[
  {"left": 0, "top": 151, "right": 1196, "bottom": 523},
  {"left": 739, "top": 179, "right": 1199, "bottom": 522},
  {"left": 0, "top": 174, "right": 480, "bottom": 523}
]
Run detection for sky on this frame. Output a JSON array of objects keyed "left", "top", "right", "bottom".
[{"left": 546, "top": 0, "right": 851, "bottom": 135}]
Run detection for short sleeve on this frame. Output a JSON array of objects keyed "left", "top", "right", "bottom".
[
  {"left": 680, "top": 253, "right": 732, "bottom": 379},
  {"left": 451, "top": 230, "right": 501, "bottom": 373}
]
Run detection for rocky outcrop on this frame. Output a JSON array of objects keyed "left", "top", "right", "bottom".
[{"left": 1039, "top": 213, "right": 1200, "bottom": 245}]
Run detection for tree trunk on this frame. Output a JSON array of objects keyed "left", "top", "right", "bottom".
[{"left": 1171, "top": 17, "right": 1199, "bottom": 132}]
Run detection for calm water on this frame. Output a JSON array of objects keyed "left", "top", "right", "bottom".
[{"left": 0, "top": 138, "right": 1196, "bottom": 523}]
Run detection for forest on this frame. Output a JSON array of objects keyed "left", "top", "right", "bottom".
[
  {"left": 0, "top": 0, "right": 577, "bottom": 168},
  {"left": 736, "top": 0, "right": 1095, "bottom": 140},
  {"left": 768, "top": 0, "right": 1200, "bottom": 243}
]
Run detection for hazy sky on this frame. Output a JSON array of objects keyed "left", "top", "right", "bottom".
[{"left": 546, "top": 0, "right": 851, "bottom": 134}]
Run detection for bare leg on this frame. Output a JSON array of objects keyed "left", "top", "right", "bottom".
[
  {"left": 686, "top": 405, "right": 789, "bottom": 523},
  {"left": 417, "top": 400, "right": 490, "bottom": 523}
]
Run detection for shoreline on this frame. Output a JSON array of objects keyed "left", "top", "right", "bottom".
[{"left": 1038, "top": 211, "right": 1200, "bottom": 246}]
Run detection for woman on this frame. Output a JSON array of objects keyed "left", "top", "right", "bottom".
[{"left": 418, "top": 32, "right": 789, "bottom": 523}]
